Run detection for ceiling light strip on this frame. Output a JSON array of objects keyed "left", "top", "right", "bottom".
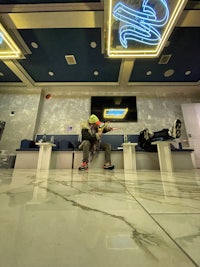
[{"left": 0, "top": 23, "right": 22, "bottom": 59}]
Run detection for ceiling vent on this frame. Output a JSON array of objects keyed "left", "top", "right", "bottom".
[
  {"left": 158, "top": 54, "right": 172, "bottom": 65},
  {"left": 65, "top": 55, "right": 77, "bottom": 65}
]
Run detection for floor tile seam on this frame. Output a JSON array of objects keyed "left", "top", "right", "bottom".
[
  {"left": 150, "top": 215, "right": 200, "bottom": 267},
  {"left": 116, "top": 182, "right": 200, "bottom": 267},
  {"left": 150, "top": 212, "right": 200, "bottom": 215}
]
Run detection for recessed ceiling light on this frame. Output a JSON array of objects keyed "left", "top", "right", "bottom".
[
  {"left": 164, "top": 69, "right": 174, "bottom": 77},
  {"left": 185, "top": 70, "right": 191, "bottom": 76},
  {"left": 48, "top": 71, "right": 54, "bottom": 76},
  {"left": 65, "top": 55, "right": 77, "bottom": 65},
  {"left": 90, "top": 41, "right": 97, "bottom": 48},
  {"left": 0, "top": 72, "right": 4, "bottom": 76},
  {"left": 146, "top": 71, "right": 152, "bottom": 76},
  {"left": 159, "top": 54, "right": 172, "bottom": 65},
  {"left": 31, "top": 42, "right": 38, "bottom": 49},
  {"left": 94, "top": 71, "right": 99, "bottom": 76}
]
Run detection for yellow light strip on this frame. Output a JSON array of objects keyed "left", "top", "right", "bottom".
[
  {"left": 0, "top": 23, "right": 22, "bottom": 59},
  {"left": 107, "top": 0, "right": 113, "bottom": 57},
  {"left": 156, "top": 0, "right": 187, "bottom": 56}
]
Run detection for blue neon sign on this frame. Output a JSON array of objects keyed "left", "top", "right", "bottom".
[{"left": 113, "top": 0, "right": 169, "bottom": 48}]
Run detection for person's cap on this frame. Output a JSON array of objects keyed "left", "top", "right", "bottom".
[{"left": 88, "top": 114, "right": 101, "bottom": 125}]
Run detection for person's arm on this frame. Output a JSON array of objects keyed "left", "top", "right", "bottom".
[
  {"left": 82, "top": 128, "right": 101, "bottom": 142},
  {"left": 100, "top": 122, "right": 113, "bottom": 134}
]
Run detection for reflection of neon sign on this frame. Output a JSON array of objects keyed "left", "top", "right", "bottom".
[
  {"left": 113, "top": 0, "right": 169, "bottom": 48},
  {"left": 103, "top": 108, "right": 128, "bottom": 119}
]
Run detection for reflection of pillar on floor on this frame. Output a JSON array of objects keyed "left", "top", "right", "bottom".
[
  {"left": 27, "top": 170, "right": 49, "bottom": 204},
  {"left": 124, "top": 172, "right": 138, "bottom": 182},
  {"left": 122, "top": 143, "right": 137, "bottom": 170},
  {"left": 160, "top": 171, "right": 178, "bottom": 198},
  {"left": 36, "top": 142, "right": 56, "bottom": 170},
  {"left": 152, "top": 141, "right": 174, "bottom": 172}
]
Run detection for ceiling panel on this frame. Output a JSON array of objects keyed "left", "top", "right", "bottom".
[
  {"left": 17, "top": 28, "right": 121, "bottom": 83},
  {"left": 130, "top": 27, "right": 200, "bottom": 83},
  {"left": 0, "top": 61, "right": 21, "bottom": 82}
]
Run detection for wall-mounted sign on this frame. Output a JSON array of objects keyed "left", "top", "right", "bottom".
[{"left": 105, "top": 0, "right": 187, "bottom": 58}]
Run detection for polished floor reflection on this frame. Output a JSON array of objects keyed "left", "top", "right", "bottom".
[{"left": 0, "top": 168, "right": 200, "bottom": 267}]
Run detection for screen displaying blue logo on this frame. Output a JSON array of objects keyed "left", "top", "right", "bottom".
[{"left": 103, "top": 108, "right": 128, "bottom": 119}]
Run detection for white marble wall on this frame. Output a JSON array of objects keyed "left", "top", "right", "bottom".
[
  {"left": 0, "top": 88, "right": 41, "bottom": 154},
  {"left": 38, "top": 95, "right": 187, "bottom": 136},
  {"left": 0, "top": 86, "right": 200, "bottom": 154},
  {"left": 37, "top": 95, "right": 90, "bottom": 135}
]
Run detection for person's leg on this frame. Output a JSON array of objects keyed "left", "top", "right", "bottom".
[
  {"left": 152, "top": 120, "right": 182, "bottom": 140},
  {"left": 144, "top": 129, "right": 171, "bottom": 152},
  {"left": 82, "top": 140, "right": 91, "bottom": 162},
  {"left": 79, "top": 140, "right": 91, "bottom": 170},
  {"left": 153, "top": 128, "right": 171, "bottom": 140},
  {"left": 100, "top": 143, "right": 114, "bottom": 169},
  {"left": 138, "top": 129, "right": 147, "bottom": 148},
  {"left": 100, "top": 143, "right": 111, "bottom": 163},
  {"left": 143, "top": 140, "right": 157, "bottom": 152}
]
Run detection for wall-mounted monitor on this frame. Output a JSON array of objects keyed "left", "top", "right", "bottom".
[{"left": 91, "top": 96, "right": 137, "bottom": 122}]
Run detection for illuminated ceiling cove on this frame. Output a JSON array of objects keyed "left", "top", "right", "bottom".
[
  {"left": 0, "top": 23, "right": 22, "bottom": 59},
  {"left": 106, "top": 0, "right": 188, "bottom": 58}
]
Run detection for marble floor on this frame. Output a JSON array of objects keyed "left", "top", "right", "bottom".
[{"left": 0, "top": 168, "right": 200, "bottom": 267}]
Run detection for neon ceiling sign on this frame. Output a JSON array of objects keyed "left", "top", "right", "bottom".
[
  {"left": 105, "top": 0, "right": 188, "bottom": 58},
  {"left": 113, "top": 0, "right": 169, "bottom": 48}
]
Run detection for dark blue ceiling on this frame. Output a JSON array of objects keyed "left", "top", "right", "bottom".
[
  {"left": 0, "top": 62, "right": 21, "bottom": 82},
  {"left": 130, "top": 27, "right": 200, "bottom": 83},
  {"left": 18, "top": 28, "right": 121, "bottom": 83},
  {"left": 9, "top": 26, "right": 200, "bottom": 84}
]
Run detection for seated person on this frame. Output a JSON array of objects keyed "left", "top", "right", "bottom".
[
  {"left": 78, "top": 114, "right": 114, "bottom": 171},
  {"left": 138, "top": 119, "right": 181, "bottom": 152}
]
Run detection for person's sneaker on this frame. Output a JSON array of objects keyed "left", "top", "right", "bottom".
[
  {"left": 78, "top": 161, "right": 88, "bottom": 171},
  {"left": 169, "top": 119, "right": 181, "bottom": 138},
  {"left": 143, "top": 128, "right": 154, "bottom": 140},
  {"left": 103, "top": 162, "right": 115, "bottom": 170},
  {"left": 143, "top": 128, "right": 149, "bottom": 140}
]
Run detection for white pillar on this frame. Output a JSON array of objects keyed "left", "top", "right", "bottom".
[
  {"left": 36, "top": 142, "right": 56, "bottom": 170},
  {"left": 123, "top": 143, "right": 137, "bottom": 170},
  {"left": 152, "top": 141, "right": 174, "bottom": 172}
]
